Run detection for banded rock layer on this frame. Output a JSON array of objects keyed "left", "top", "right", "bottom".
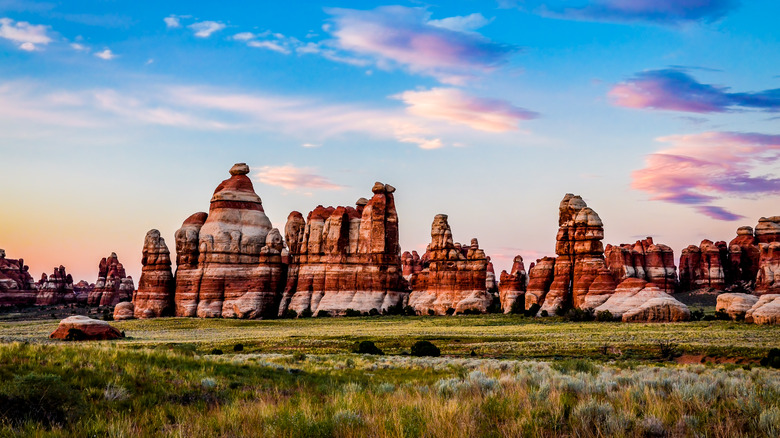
[{"left": 0, "top": 249, "right": 36, "bottom": 306}]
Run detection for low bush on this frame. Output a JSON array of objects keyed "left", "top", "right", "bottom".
[
  {"left": 210, "top": 348, "right": 223, "bottom": 355},
  {"left": 760, "top": 348, "right": 780, "bottom": 368},
  {"left": 524, "top": 303, "right": 541, "bottom": 317},
  {"left": 368, "top": 308, "right": 380, "bottom": 317},
  {"left": 411, "top": 340, "right": 440, "bottom": 357},
  {"left": 316, "top": 310, "right": 331, "bottom": 318},
  {"left": 0, "top": 373, "right": 84, "bottom": 427},
  {"left": 344, "top": 309, "right": 362, "bottom": 317},
  {"left": 300, "top": 308, "right": 313, "bottom": 318},
  {"left": 564, "top": 308, "right": 595, "bottom": 322},
  {"left": 233, "top": 343, "right": 244, "bottom": 352},
  {"left": 690, "top": 309, "right": 704, "bottom": 321},
  {"left": 403, "top": 305, "right": 417, "bottom": 316},
  {"left": 595, "top": 310, "right": 614, "bottom": 322},
  {"left": 351, "top": 341, "right": 384, "bottom": 355}
]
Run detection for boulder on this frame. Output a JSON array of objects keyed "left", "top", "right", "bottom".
[
  {"left": 280, "top": 182, "right": 408, "bottom": 316},
  {"left": 716, "top": 293, "right": 759, "bottom": 320},
  {"left": 113, "top": 301, "right": 135, "bottom": 320},
  {"left": 133, "top": 229, "right": 175, "bottom": 318},
  {"left": 50, "top": 315, "right": 124, "bottom": 340},
  {"left": 745, "top": 294, "right": 780, "bottom": 325},
  {"left": 408, "top": 215, "right": 491, "bottom": 315}
]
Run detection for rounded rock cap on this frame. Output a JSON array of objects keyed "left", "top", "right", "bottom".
[{"left": 230, "top": 163, "right": 250, "bottom": 176}]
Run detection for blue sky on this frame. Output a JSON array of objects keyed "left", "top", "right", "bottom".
[{"left": 1, "top": 0, "right": 779, "bottom": 282}]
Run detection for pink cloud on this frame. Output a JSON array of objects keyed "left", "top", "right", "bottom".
[
  {"left": 544, "top": 0, "right": 738, "bottom": 24},
  {"left": 396, "top": 87, "right": 538, "bottom": 132},
  {"left": 325, "top": 6, "right": 515, "bottom": 84},
  {"left": 632, "top": 131, "right": 780, "bottom": 220},
  {"left": 254, "top": 165, "right": 344, "bottom": 191}
]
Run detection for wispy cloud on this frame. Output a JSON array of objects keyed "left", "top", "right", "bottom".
[
  {"left": 94, "top": 49, "right": 115, "bottom": 60},
  {"left": 254, "top": 165, "right": 343, "bottom": 191},
  {"left": 610, "top": 68, "right": 780, "bottom": 113},
  {"left": 0, "top": 17, "right": 52, "bottom": 50},
  {"left": 632, "top": 131, "right": 780, "bottom": 221},
  {"left": 427, "top": 13, "right": 492, "bottom": 32},
  {"left": 541, "top": 0, "right": 739, "bottom": 24},
  {"left": 189, "top": 20, "right": 225, "bottom": 38},
  {"left": 164, "top": 15, "right": 181, "bottom": 29},
  {"left": 396, "top": 87, "right": 538, "bottom": 132},
  {"left": 324, "top": 6, "right": 516, "bottom": 84}
]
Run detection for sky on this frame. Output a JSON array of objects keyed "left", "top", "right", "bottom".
[{"left": 1, "top": 0, "right": 779, "bottom": 283}]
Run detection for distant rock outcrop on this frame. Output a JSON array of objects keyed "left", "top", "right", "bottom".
[
  {"left": 172, "top": 163, "right": 286, "bottom": 319},
  {"left": 88, "top": 253, "right": 134, "bottom": 306},
  {"left": 679, "top": 240, "right": 729, "bottom": 291},
  {"left": 133, "top": 229, "right": 175, "bottom": 318},
  {"left": 605, "top": 238, "right": 678, "bottom": 294},
  {"left": 35, "top": 266, "right": 74, "bottom": 305},
  {"left": 407, "top": 214, "right": 492, "bottom": 315},
  {"left": 498, "top": 255, "right": 526, "bottom": 313},
  {"left": 0, "top": 249, "right": 37, "bottom": 306},
  {"left": 279, "top": 182, "right": 408, "bottom": 316}
]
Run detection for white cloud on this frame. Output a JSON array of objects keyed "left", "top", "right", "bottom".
[
  {"left": 427, "top": 13, "right": 492, "bottom": 32},
  {"left": 233, "top": 32, "right": 254, "bottom": 41},
  {"left": 302, "top": 143, "right": 320, "bottom": 148},
  {"left": 164, "top": 15, "right": 180, "bottom": 28},
  {"left": 247, "top": 40, "right": 290, "bottom": 54},
  {"left": 70, "top": 42, "right": 88, "bottom": 51},
  {"left": 189, "top": 21, "right": 225, "bottom": 38},
  {"left": 0, "top": 17, "right": 52, "bottom": 51},
  {"left": 94, "top": 49, "right": 115, "bottom": 60},
  {"left": 255, "top": 165, "right": 343, "bottom": 191}
]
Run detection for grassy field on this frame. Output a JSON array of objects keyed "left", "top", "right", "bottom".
[{"left": 1, "top": 315, "right": 779, "bottom": 436}]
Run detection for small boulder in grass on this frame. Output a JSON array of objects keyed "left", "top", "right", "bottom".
[{"left": 50, "top": 315, "right": 124, "bottom": 341}]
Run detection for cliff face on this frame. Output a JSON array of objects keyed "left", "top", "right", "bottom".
[{"left": 279, "top": 182, "right": 408, "bottom": 316}]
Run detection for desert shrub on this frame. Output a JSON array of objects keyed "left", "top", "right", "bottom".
[
  {"left": 445, "top": 308, "right": 455, "bottom": 316},
  {"left": 555, "top": 305, "right": 569, "bottom": 317},
  {"left": 316, "top": 310, "right": 331, "bottom": 318},
  {"left": 0, "top": 373, "right": 84, "bottom": 427},
  {"left": 233, "top": 343, "right": 244, "bottom": 352},
  {"left": 403, "top": 305, "right": 417, "bottom": 316},
  {"left": 525, "top": 303, "right": 541, "bottom": 317},
  {"left": 383, "top": 303, "right": 404, "bottom": 316},
  {"left": 552, "top": 358, "right": 597, "bottom": 375},
  {"left": 760, "top": 348, "right": 780, "bottom": 368},
  {"left": 210, "top": 348, "right": 223, "bottom": 355},
  {"left": 657, "top": 340, "right": 678, "bottom": 360},
  {"left": 540, "top": 310, "right": 549, "bottom": 317},
  {"left": 281, "top": 309, "right": 297, "bottom": 319},
  {"left": 714, "top": 310, "right": 731, "bottom": 321},
  {"left": 292, "top": 352, "right": 307, "bottom": 362},
  {"left": 690, "top": 309, "right": 704, "bottom": 321},
  {"left": 461, "top": 308, "right": 482, "bottom": 315},
  {"left": 564, "top": 308, "right": 594, "bottom": 322},
  {"left": 102, "top": 309, "right": 112, "bottom": 321},
  {"left": 595, "top": 310, "right": 615, "bottom": 322},
  {"left": 510, "top": 299, "right": 524, "bottom": 315},
  {"left": 427, "top": 309, "right": 435, "bottom": 316},
  {"left": 702, "top": 314, "right": 716, "bottom": 321},
  {"left": 759, "top": 406, "right": 780, "bottom": 436},
  {"left": 344, "top": 309, "right": 362, "bottom": 317},
  {"left": 639, "top": 415, "right": 666, "bottom": 438},
  {"left": 300, "top": 308, "right": 313, "bottom": 318},
  {"left": 411, "top": 340, "right": 440, "bottom": 357},
  {"left": 351, "top": 340, "right": 384, "bottom": 355},
  {"left": 369, "top": 308, "right": 380, "bottom": 317},
  {"left": 571, "top": 399, "right": 623, "bottom": 436},
  {"left": 103, "top": 383, "right": 129, "bottom": 402}
]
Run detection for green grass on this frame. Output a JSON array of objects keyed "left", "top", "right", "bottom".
[{"left": 0, "top": 315, "right": 779, "bottom": 436}]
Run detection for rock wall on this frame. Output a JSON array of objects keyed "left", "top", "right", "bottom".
[
  {"left": 133, "top": 229, "right": 175, "bottom": 318},
  {"left": 0, "top": 249, "right": 37, "bottom": 306},
  {"left": 679, "top": 240, "right": 728, "bottom": 291},
  {"left": 279, "top": 182, "right": 408, "bottom": 316},
  {"left": 605, "top": 238, "right": 678, "bottom": 294},
  {"left": 87, "top": 253, "right": 134, "bottom": 306},
  {"left": 498, "top": 255, "right": 526, "bottom": 313},
  {"left": 407, "top": 214, "right": 491, "bottom": 315},
  {"left": 173, "top": 163, "right": 286, "bottom": 319}
]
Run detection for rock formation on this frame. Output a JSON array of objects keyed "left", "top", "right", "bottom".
[
  {"left": 745, "top": 294, "right": 780, "bottom": 325},
  {"left": 525, "top": 258, "right": 555, "bottom": 309},
  {"left": 50, "top": 315, "right": 124, "bottom": 340},
  {"left": 727, "top": 226, "right": 760, "bottom": 286},
  {"left": 35, "top": 266, "right": 75, "bottom": 305},
  {"left": 679, "top": 240, "right": 728, "bottom": 291},
  {"left": 279, "top": 182, "right": 408, "bottom": 316},
  {"left": 173, "top": 163, "right": 286, "bottom": 319},
  {"left": 716, "top": 293, "right": 759, "bottom": 320},
  {"left": 113, "top": 301, "right": 135, "bottom": 320},
  {"left": 605, "top": 238, "right": 678, "bottom": 294},
  {"left": 133, "top": 229, "right": 175, "bottom": 318},
  {"left": 498, "top": 255, "right": 526, "bottom": 313},
  {"left": 407, "top": 215, "right": 492, "bottom": 315},
  {"left": 88, "top": 253, "right": 134, "bottom": 306},
  {"left": 0, "top": 249, "right": 37, "bottom": 306},
  {"left": 593, "top": 279, "right": 690, "bottom": 322},
  {"left": 756, "top": 242, "right": 780, "bottom": 295},
  {"left": 72, "top": 281, "right": 93, "bottom": 304}
]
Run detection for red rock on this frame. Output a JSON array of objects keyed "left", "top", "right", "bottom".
[
  {"left": 756, "top": 242, "right": 780, "bottom": 295},
  {"left": 679, "top": 240, "right": 728, "bottom": 291},
  {"left": 498, "top": 255, "right": 526, "bottom": 313},
  {"left": 755, "top": 217, "right": 780, "bottom": 244},
  {"left": 87, "top": 253, "right": 134, "bottom": 306},
  {"left": 605, "top": 238, "right": 678, "bottom": 294},
  {"left": 728, "top": 226, "right": 760, "bottom": 286},
  {"left": 133, "top": 229, "right": 175, "bottom": 318},
  {"left": 407, "top": 215, "right": 492, "bottom": 315},
  {"left": 173, "top": 163, "right": 285, "bottom": 319},
  {"left": 72, "top": 280, "right": 93, "bottom": 304},
  {"left": 50, "top": 315, "right": 123, "bottom": 340},
  {"left": 35, "top": 265, "right": 75, "bottom": 305},
  {"left": 280, "top": 182, "right": 408, "bottom": 316},
  {"left": 525, "top": 257, "right": 555, "bottom": 309},
  {"left": 0, "top": 249, "right": 37, "bottom": 306}
]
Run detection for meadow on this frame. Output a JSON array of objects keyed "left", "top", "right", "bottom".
[{"left": 1, "top": 315, "right": 779, "bottom": 437}]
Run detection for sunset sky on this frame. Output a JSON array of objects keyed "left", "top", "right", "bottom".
[{"left": 1, "top": 0, "right": 779, "bottom": 283}]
